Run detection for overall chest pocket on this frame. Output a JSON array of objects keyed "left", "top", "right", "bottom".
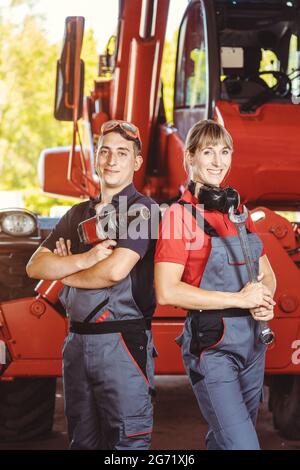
[
  {"left": 225, "top": 235, "right": 263, "bottom": 266},
  {"left": 223, "top": 238, "right": 263, "bottom": 290},
  {"left": 189, "top": 312, "right": 224, "bottom": 356}
]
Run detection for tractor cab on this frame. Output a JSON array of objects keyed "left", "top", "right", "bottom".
[
  {"left": 173, "top": 0, "right": 300, "bottom": 208},
  {"left": 217, "top": 0, "right": 300, "bottom": 112},
  {"left": 174, "top": 0, "right": 300, "bottom": 137}
]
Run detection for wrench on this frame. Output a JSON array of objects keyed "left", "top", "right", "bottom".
[{"left": 228, "top": 206, "right": 275, "bottom": 345}]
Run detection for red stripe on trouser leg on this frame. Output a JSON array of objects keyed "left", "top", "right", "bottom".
[{"left": 126, "top": 429, "right": 153, "bottom": 437}]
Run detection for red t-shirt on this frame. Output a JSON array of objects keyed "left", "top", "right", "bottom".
[{"left": 154, "top": 189, "right": 264, "bottom": 287}]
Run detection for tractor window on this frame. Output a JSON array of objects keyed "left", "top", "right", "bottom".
[
  {"left": 248, "top": 33, "right": 300, "bottom": 96},
  {"left": 175, "top": 1, "right": 207, "bottom": 109},
  {"left": 259, "top": 49, "right": 280, "bottom": 88},
  {"left": 216, "top": 1, "right": 300, "bottom": 108}
]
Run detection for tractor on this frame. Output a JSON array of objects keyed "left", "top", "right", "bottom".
[{"left": 1, "top": 0, "right": 300, "bottom": 442}]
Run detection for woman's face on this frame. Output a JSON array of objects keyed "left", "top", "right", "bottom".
[{"left": 188, "top": 142, "right": 232, "bottom": 187}]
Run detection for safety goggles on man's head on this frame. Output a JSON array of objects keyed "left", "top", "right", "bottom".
[{"left": 100, "top": 120, "right": 142, "bottom": 151}]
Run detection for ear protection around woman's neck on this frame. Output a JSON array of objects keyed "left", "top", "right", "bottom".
[{"left": 188, "top": 181, "right": 240, "bottom": 213}]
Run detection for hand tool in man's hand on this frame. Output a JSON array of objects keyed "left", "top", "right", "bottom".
[
  {"left": 77, "top": 206, "right": 150, "bottom": 245},
  {"left": 228, "top": 205, "right": 275, "bottom": 345}
]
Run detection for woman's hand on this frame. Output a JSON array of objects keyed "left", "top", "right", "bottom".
[
  {"left": 248, "top": 274, "right": 275, "bottom": 321},
  {"left": 250, "top": 306, "right": 275, "bottom": 322},
  {"left": 238, "top": 274, "right": 276, "bottom": 310}
]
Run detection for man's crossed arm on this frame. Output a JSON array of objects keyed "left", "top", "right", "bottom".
[{"left": 26, "top": 238, "right": 140, "bottom": 289}]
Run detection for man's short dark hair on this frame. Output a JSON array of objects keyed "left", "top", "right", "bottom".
[{"left": 97, "top": 128, "right": 141, "bottom": 157}]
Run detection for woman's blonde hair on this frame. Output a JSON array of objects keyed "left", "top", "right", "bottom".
[{"left": 184, "top": 119, "right": 233, "bottom": 174}]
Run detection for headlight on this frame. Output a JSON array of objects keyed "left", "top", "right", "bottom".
[{"left": 0, "top": 210, "right": 37, "bottom": 237}]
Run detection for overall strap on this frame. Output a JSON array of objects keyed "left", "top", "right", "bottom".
[
  {"left": 84, "top": 298, "right": 109, "bottom": 323},
  {"left": 177, "top": 200, "right": 219, "bottom": 237}
]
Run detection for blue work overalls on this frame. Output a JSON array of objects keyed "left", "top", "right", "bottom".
[
  {"left": 177, "top": 204, "right": 266, "bottom": 450},
  {"left": 60, "top": 264, "right": 155, "bottom": 450}
]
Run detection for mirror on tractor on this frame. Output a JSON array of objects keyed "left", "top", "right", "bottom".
[
  {"left": 54, "top": 16, "right": 85, "bottom": 121},
  {"left": 38, "top": 147, "right": 86, "bottom": 198}
]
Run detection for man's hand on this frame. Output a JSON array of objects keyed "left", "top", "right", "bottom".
[
  {"left": 53, "top": 237, "right": 117, "bottom": 269},
  {"left": 61, "top": 246, "right": 140, "bottom": 289},
  {"left": 54, "top": 238, "right": 72, "bottom": 256},
  {"left": 81, "top": 240, "right": 117, "bottom": 269}
]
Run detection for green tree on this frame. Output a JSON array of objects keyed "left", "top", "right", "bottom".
[
  {"left": 161, "top": 31, "right": 178, "bottom": 124},
  {"left": 82, "top": 28, "right": 98, "bottom": 96},
  {"left": 0, "top": 15, "right": 72, "bottom": 189},
  {"left": 0, "top": 5, "right": 99, "bottom": 214}
]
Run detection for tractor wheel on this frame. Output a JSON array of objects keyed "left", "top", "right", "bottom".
[
  {"left": 268, "top": 375, "right": 300, "bottom": 440},
  {"left": 0, "top": 377, "right": 56, "bottom": 441}
]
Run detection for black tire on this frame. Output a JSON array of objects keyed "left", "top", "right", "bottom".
[
  {"left": 268, "top": 375, "right": 300, "bottom": 440},
  {"left": 0, "top": 377, "right": 56, "bottom": 442}
]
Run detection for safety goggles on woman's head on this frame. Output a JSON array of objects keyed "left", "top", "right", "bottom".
[{"left": 100, "top": 120, "right": 142, "bottom": 150}]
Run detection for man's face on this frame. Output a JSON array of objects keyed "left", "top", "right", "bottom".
[{"left": 96, "top": 132, "right": 143, "bottom": 191}]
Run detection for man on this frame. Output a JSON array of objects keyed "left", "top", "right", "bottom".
[{"left": 27, "top": 120, "right": 159, "bottom": 450}]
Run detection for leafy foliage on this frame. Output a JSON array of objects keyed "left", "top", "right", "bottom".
[
  {"left": 161, "top": 31, "right": 178, "bottom": 124},
  {"left": 0, "top": 4, "right": 97, "bottom": 214}
]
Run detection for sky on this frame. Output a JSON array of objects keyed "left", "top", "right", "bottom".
[{"left": 1, "top": 0, "right": 188, "bottom": 51}]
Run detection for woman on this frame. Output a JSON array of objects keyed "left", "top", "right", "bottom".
[{"left": 154, "top": 120, "right": 276, "bottom": 450}]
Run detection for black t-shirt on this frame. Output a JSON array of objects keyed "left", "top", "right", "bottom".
[{"left": 41, "top": 183, "right": 159, "bottom": 318}]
